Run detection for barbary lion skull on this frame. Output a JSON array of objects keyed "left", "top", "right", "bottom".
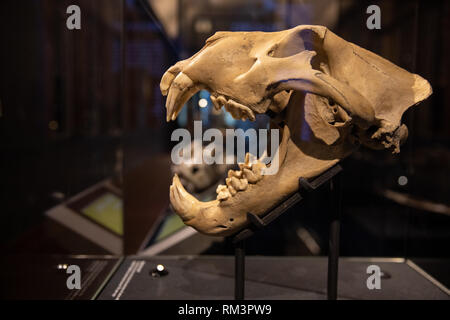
[{"left": 160, "top": 25, "right": 432, "bottom": 236}]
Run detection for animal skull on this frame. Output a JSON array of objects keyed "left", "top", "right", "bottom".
[{"left": 160, "top": 25, "right": 432, "bottom": 236}]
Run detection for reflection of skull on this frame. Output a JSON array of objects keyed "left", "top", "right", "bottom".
[
  {"left": 171, "top": 140, "right": 234, "bottom": 193},
  {"left": 172, "top": 161, "right": 216, "bottom": 193},
  {"left": 160, "top": 25, "right": 432, "bottom": 236}
]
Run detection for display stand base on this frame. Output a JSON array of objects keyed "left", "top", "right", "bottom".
[{"left": 231, "top": 164, "right": 343, "bottom": 300}]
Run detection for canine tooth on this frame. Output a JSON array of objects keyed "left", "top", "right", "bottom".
[
  {"left": 170, "top": 174, "right": 200, "bottom": 221},
  {"left": 258, "top": 150, "right": 268, "bottom": 163}
]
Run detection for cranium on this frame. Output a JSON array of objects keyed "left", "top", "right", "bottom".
[{"left": 160, "top": 25, "right": 432, "bottom": 236}]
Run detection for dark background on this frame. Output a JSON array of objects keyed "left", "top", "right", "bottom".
[{"left": 0, "top": 0, "right": 449, "bottom": 286}]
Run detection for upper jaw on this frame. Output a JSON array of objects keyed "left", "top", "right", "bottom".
[{"left": 161, "top": 68, "right": 284, "bottom": 123}]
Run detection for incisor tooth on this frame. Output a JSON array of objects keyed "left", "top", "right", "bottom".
[{"left": 238, "top": 162, "right": 251, "bottom": 171}]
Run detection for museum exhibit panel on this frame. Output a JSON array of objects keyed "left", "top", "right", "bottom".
[{"left": 0, "top": 0, "right": 449, "bottom": 300}]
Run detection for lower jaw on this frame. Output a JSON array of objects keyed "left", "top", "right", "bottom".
[{"left": 175, "top": 127, "right": 352, "bottom": 236}]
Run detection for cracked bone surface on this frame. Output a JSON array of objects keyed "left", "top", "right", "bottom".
[{"left": 160, "top": 25, "right": 432, "bottom": 236}]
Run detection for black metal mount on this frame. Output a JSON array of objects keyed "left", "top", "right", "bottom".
[{"left": 231, "top": 164, "right": 343, "bottom": 300}]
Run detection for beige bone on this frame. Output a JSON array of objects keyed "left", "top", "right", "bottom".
[{"left": 161, "top": 25, "right": 432, "bottom": 236}]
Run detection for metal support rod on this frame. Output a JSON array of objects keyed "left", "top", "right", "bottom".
[
  {"left": 234, "top": 240, "right": 245, "bottom": 300},
  {"left": 230, "top": 165, "right": 343, "bottom": 300},
  {"left": 327, "top": 174, "right": 342, "bottom": 300}
]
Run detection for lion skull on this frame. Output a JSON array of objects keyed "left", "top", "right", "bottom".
[{"left": 160, "top": 25, "right": 432, "bottom": 236}]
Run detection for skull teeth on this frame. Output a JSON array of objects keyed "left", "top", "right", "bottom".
[
  {"left": 210, "top": 94, "right": 256, "bottom": 122},
  {"left": 216, "top": 152, "right": 266, "bottom": 201},
  {"left": 165, "top": 74, "right": 256, "bottom": 122},
  {"left": 216, "top": 184, "right": 231, "bottom": 200}
]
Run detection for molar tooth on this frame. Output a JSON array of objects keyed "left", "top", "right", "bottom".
[
  {"left": 250, "top": 162, "right": 265, "bottom": 181},
  {"left": 227, "top": 99, "right": 256, "bottom": 121},
  {"left": 226, "top": 178, "right": 237, "bottom": 195},
  {"left": 243, "top": 168, "right": 259, "bottom": 183},
  {"left": 210, "top": 95, "right": 222, "bottom": 111},
  {"left": 216, "top": 184, "right": 227, "bottom": 194},
  {"left": 245, "top": 153, "right": 250, "bottom": 164},
  {"left": 224, "top": 103, "right": 241, "bottom": 120},
  {"left": 231, "top": 177, "right": 248, "bottom": 191},
  {"left": 217, "top": 188, "right": 231, "bottom": 201},
  {"left": 230, "top": 177, "right": 240, "bottom": 190},
  {"left": 217, "top": 95, "right": 227, "bottom": 107},
  {"left": 227, "top": 169, "right": 242, "bottom": 178},
  {"left": 239, "top": 178, "right": 248, "bottom": 190}
]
